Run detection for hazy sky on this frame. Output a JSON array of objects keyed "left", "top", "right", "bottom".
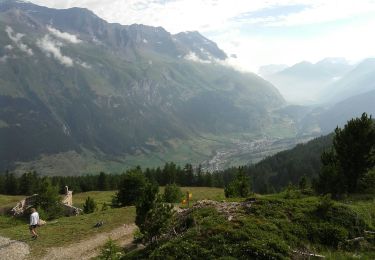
[{"left": 30, "top": 0, "right": 375, "bottom": 72}]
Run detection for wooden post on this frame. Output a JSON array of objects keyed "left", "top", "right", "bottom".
[{"left": 186, "top": 191, "right": 190, "bottom": 207}]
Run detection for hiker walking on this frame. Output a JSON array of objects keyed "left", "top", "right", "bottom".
[{"left": 29, "top": 208, "right": 39, "bottom": 239}]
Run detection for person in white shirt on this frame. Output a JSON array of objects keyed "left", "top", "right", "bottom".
[{"left": 29, "top": 208, "right": 40, "bottom": 239}]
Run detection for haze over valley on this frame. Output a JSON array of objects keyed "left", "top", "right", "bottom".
[{"left": 0, "top": 0, "right": 374, "bottom": 175}]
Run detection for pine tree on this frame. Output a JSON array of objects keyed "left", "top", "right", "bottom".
[
  {"left": 97, "top": 172, "right": 109, "bottom": 190},
  {"left": 316, "top": 113, "right": 375, "bottom": 195},
  {"left": 4, "top": 171, "right": 18, "bottom": 195},
  {"left": 224, "top": 167, "right": 251, "bottom": 198},
  {"left": 19, "top": 171, "right": 38, "bottom": 195},
  {"left": 115, "top": 168, "right": 147, "bottom": 206},
  {"left": 135, "top": 181, "right": 159, "bottom": 231},
  {"left": 35, "top": 178, "right": 64, "bottom": 220},
  {"left": 83, "top": 196, "right": 97, "bottom": 214},
  {"left": 163, "top": 183, "right": 183, "bottom": 203}
]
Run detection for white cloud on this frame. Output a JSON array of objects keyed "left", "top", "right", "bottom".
[
  {"left": 0, "top": 55, "right": 8, "bottom": 62},
  {"left": 184, "top": 52, "right": 211, "bottom": 64},
  {"left": 5, "top": 45, "right": 13, "bottom": 50},
  {"left": 36, "top": 35, "right": 74, "bottom": 66},
  {"left": 270, "top": 1, "right": 375, "bottom": 27},
  {"left": 30, "top": 0, "right": 375, "bottom": 71},
  {"left": 77, "top": 60, "right": 91, "bottom": 69},
  {"left": 47, "top": 26, "right": 82, "bottom": 43},
  {"left": 5, "top": 26, "right": 33, "bottom": 56},
  {"left": 30, "top": 0, "right": 375, "bottom": 32},
  {"left": 216, "top": 18, "right": 375, "bottom": 72}
]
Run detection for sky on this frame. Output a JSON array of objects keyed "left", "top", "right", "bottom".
[{"left": 30, "top": 0, "right": 375, "bottom": 72}]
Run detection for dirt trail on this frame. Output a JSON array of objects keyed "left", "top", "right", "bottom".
[
  {"left": 41, "top": 224, "right": 137, "bottom": 260},
  {"left": 0, "top": 236, "right": 30, "bottom": 260}
]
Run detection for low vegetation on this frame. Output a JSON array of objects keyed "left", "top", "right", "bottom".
[
  {"left": 83, "top": 196, "right": 97, "bottom": 214},
  {"left": 127, "top": 193, "right": 375, "bottom": 259},
  {"left": 224, "top": 168, "right": 252, "bottom": 198},
  {"left": 163, "top": 183, "right": 183, "bottom": 203}
]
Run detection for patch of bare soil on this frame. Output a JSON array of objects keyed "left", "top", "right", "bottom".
[
  {"left": 0, "top": 236, "right": 30, "bottom": 260},
  {"left": 41, "top": 224, "right": 136, "bottom": 260}
]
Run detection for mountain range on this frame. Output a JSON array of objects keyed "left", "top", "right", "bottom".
[
  {"left": 265, "top": 57, "right": 375, "bottom": 134},
  {"left": 260, "top": 58, "right": 354, "bottom": 104},
  {"left": 0, "top": 0, "right": 286, "bottom": 174}
]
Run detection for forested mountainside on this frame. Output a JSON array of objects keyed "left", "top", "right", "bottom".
[
  {"left": 245, "top": 134, "right": 334, "bottom": 192},
  {"left": 0, "top": 0, "right": 285, "bottom": 173}
]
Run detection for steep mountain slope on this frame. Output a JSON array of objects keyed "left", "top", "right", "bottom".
[
  {"left": 248, "top": 134, "right": 333, "bottom": 192},
  {"left": 300, "top": 90, "right": 375, "bottom": 134},
  {"left": 264, "top": 58, "right": 353, "bottom": 104},
  {"left": 0, "top": 0, "right": 285, "bottom": 173},
  {"left": 320, "top": 58, "right": 375, "bottom": 103}
]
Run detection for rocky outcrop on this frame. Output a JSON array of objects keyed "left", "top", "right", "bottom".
[
  {"left": 10, "top": 186, "right": 82, "bottom": 216},
  {"left": 11, "top": 194, "right": 38, "bottom": 216}
]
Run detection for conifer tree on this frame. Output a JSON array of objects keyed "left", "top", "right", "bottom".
[{"left": 316, "top": 113, "right": 375, "bottom": 195}]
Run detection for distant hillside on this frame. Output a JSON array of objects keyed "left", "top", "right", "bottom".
[
  {"left": 247, "top": 134, "right": 333, "bottom": 192},
  {"left": 263, "top": 58, "right": 353, "bottom": 104},
  {"left": 0, "top": 0, "right": 285, "bottom": 174},
  {"left": 297, "top": 90, "right": 375, "bottom": 134},
  {"left": 258, "top": 64, "right": 288, "bottom": 77},
  {"left": 320, "top": 58, "right": 375, "bottom": 103}
]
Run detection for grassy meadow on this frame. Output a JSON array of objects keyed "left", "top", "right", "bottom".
[
  {"left": 72, "top": 186, "right": 225, "bottom": 208},
  {"left": 0, "top": 187, "right": 224, "bottom": 257},
  {"left": 1, "top": 188, "right": 374, "bottom": 259}
]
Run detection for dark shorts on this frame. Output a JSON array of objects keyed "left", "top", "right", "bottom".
[{"left": 29, "top": 225, "right": 38, "bottom": 230}]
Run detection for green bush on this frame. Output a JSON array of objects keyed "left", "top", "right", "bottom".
[
  {"left": 224, "top": 169, "right": 251, "bottom": 198},
  {"left": 135, "top": 182, "right": 159, "bottom": 235},
  {"left": 34, "top": 178, "right": 64, "bottom": 220},
  {"left": 115, "top": 169, "right": 147, "bottom": 206},
  {"left": 283, "top": 184, "right": 302, "bottom": 199},
  {"left": 316, "top": 194, "right": 334, "bottom": 217},
  {"left": 101, "top": 202, "right": 109, "bottom": 211},
  {"left": 163, "top": 183, "right": 183, "bottom": 203},
  {"left": 132, "top": 229, "right": 144, "bottom": 244},
  {"left": 83, "top": 196, "right": 97, "bottom": 214},
  {"left": 358, "top": 168, "right": 375, "bottom": 193},
  {"left": 130, "top": 195, "right": 371, "bottom": 259},
  {"left": 97, "top": 239, "right": 123, "bottom": 260},
  {"left": 139, "top": 196, "right": 174, "bottom": 244},
  {"left": 308, "top": 223, "right": 348, "bottom": 247}
]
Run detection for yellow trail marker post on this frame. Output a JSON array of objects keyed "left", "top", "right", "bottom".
[{"left": 186, "top": 191, "right": 192, "bottom": 207}]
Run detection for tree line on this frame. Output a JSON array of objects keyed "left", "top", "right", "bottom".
[
  {"left": 0, "top": 163, "right": 239, "bottom": 196},
  {"left": 1, "top": 114, "right": 373, "bottom": 198}
]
